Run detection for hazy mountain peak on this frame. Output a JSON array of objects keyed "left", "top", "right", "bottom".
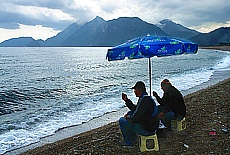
[
  {"left": 156, "top": 19, "right": 200, "bottom": 39},
  {"left": 88, "top": 16, "right": 105, "bottom": 24},
  {"left": 156, "top": 19, "right": 174, "bottom": 29},
  {"left": 160, "top": 19, "right": 173, "bottom": 24}
]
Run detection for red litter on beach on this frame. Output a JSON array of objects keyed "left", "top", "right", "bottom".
[{"left": 209, "top": 131, "right": 216, "bottom": 135}]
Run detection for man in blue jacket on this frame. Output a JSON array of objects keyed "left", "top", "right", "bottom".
[{"left": 119, "top": 81, "right": 159, "bottom": 147}]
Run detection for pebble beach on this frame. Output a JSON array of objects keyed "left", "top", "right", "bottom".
[{"left": 19, "top": 77, "right": 230, "bottom": 155}]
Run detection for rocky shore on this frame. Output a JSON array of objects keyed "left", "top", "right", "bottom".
[{"left": 20, "top": 77, "right": 230, "bottom": 155}]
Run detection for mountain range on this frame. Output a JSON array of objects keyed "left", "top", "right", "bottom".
[{"left": 0, "top": 16, "right": 229, "bottom": 47}]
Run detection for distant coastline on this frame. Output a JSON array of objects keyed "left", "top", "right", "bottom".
[{"left": 200, "top": 45, "right": 230, "bottom": 52}]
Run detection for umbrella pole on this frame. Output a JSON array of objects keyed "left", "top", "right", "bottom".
[{"left": 148, "top": 58, "right": 152, "bottom": 96}]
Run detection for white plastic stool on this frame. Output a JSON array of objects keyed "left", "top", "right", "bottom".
[
  {"left": 139, "top": 133, "right": 159, "bottom": 152},
  {"left": 171, "top": 117, "right": 186, "bottom": 131}
]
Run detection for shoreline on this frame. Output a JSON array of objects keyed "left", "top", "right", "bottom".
[
  {"left": 19, "top": 76, "right": 230, "bottom": 154},
  {"left": 199, "top": 45, "right": 230, "bottom": 52},
  {"left": 5, "top": 68, "right": 230, "bottom": 155}
]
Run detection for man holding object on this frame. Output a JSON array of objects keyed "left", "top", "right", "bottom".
[
  {"left": 119, "top": 81, "right": 159, "bottom": 147},
  {"left": 152, "top": 79, "right": 186, "bottom": 130}
]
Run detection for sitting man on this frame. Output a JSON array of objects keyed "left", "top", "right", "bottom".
[
  {"left": 119, "top": 81, "right": 159, "bottom": 147},
  {"left": 152, "top": 79, "right": 186, "bottom": 130}
]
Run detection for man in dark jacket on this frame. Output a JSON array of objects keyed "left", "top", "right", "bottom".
[
  {"left": 152, "top": 79, "right": 186, "bottom": 129},
  {"left": 119, "top": 81, "right": 159, "bottom": 147}
]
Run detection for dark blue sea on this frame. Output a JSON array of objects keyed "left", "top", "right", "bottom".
[{"left": 0, "top": 47, "right": 230, "bottom": 154}]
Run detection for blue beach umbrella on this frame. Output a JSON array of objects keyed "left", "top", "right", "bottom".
[{"left": 106, "top": 35, "right": 198, "bottom": 94}]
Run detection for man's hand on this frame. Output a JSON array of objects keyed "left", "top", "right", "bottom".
[
  {"left": 122, "top": 93, "right": 128, "bottom": 101},
  {"left": 152, "top": 91, "right": 158, "bottom": 97}
]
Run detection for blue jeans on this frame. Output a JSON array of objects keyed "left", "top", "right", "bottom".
[
  {"left": 119, "top": 117, "right": 156, "bottom": 145},
  {"left": 163, "top": 111, "right": 184, "bottom": 128},
  {"left": 163, "top": 111, "right": 175, "bottom": 128}
]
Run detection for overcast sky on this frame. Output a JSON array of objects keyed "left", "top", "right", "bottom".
[{"left": 0, "top": 0, "right": 229, "bottom": 43}]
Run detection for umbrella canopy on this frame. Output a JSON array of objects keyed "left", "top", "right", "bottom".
[{"left": 106, "top": 35, "right": 198, "bottom": 94}]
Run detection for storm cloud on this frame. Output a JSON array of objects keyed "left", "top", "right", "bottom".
[{"left": 0, "top": 0, "right": 229, "bottom": 42}]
